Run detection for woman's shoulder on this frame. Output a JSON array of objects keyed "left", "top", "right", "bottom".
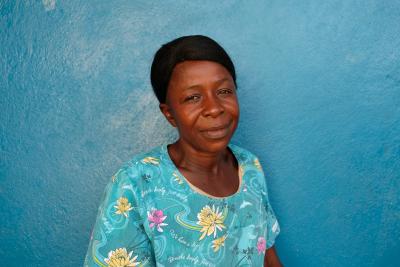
[
  {"left": 111, "top": 145, "right": 165, "bottom": 183},
  {"left": 229, "top": 143, "right": 267, "bottom": 180},
  {"left": 127, "top": 145, "right": 164, "bottom": 166},
  {"left": 229, "top": 143, "right": 260, "bottom": 164}
]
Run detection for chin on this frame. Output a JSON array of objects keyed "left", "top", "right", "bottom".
[{"left": 198, "top": 136, "right": 233, "bottom": 153}]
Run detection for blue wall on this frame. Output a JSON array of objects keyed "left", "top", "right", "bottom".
[{"left": 1, "top": 1, "right": 399, "bottom": 266}]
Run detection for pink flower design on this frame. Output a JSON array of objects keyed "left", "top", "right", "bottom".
[
  {"left": 257, "top": 237, "right": 266, "bottom": 254},
  {"left": 147, "top": 209, "right": 168, "bottom": 232}
]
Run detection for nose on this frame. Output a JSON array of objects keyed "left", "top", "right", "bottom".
[{"left": 202, "top": 95, "right": 224, "bottom": 118}]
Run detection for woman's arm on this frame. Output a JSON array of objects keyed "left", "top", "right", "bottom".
[{"left": 264, "top": 245, "right": 283, "bottom": 267}]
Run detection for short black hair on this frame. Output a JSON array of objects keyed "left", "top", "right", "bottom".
[{"left": 150, "top": 35, "right": 236, "bottom": 103}]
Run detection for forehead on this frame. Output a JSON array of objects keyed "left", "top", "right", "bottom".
[{"left": 169, "top": 60, "right": 234, "bottom": 89}]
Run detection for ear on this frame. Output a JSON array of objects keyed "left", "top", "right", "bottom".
[{"left": 159, "top": 103, "right": 177, "bottom": 127}]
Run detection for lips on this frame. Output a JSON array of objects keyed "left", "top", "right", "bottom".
[{"left": 200, "top": 121, "right": 232, "bottom": 140}]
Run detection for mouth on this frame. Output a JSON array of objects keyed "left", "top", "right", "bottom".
[{"left": 200, "top": 121, "right": 233, "bottom": 140}]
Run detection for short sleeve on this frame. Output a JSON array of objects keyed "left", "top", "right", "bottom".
[
  {"left": 84, "top": 167, "right": 155, "bottom": 267},
  {"left": 254, "top": 156, "right": 281, "bottom": 249}
]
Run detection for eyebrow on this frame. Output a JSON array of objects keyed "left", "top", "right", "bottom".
[{"left": 184, "top": 78, "right": 232, "bottom": 91}]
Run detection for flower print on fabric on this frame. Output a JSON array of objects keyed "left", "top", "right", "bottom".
[
  {"left": 256, "top": 237, "right": 266, "bottom": 254},
  {"left": 212, "top": 234, "right": 227, "bottom": 252},
  {"left": 253, "top": 158, "right": 262, "bottom": 171},
  {"left": 148, "top": 209, "right": 168, "bottom": 232},
  {"left": 84, "top": 144, "right": 280, "bottom": 267},
  {"left": 197, "top": 205, "right": 226, "bottom": 240},
  {"left": 141, "top": 156, "right": 159, "bottom": 165},
  {"left": 104, "top": 248, "right": 140, "bottom": 267},
  {"left": 114, "top": 197, "right": 133, "bottom": 218},
  {"left": 173, "top": 172, "right": 184, "bottom": 184}
]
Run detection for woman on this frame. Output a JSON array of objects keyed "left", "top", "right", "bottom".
[{"left": 84, "top": 35, "right": 282, "bottom": 267}]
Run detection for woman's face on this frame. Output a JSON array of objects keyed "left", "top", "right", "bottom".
[{"left": 160, "top": 60, "right": 239, "bottom": 153}]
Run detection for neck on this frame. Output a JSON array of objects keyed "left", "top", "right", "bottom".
[{"left": 168, "top": 139, "right": 230, "bottom": 176}]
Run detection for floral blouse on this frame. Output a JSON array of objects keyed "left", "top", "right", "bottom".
[{"left": 84, "top": 144, "right": 280, "bottom": 267}]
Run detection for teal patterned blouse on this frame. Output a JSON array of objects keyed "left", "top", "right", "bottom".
[{"left": 84, "top": 144, "right": 280, "bottom": 267}]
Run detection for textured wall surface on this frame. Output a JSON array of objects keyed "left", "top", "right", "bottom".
[{"left": 1, "top": 1, "right": 399, "bottom": 266}]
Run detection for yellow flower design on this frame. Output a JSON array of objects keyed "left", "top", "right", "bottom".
[
  {"left": 212, "top": 234, "right": 227, "bottom": 252},
  {"left": 254, "top": 158, "right": 262, "bottom": 171},
  {"left": 104, "top": 248, "right": 140, "bottom": 267},
  {"left": 114, "top": 197, "right": 133, "bottom": 217},
  {"left": 197, "top": 205, "right": 226, "bottom": 240},
  {"left": 173, "top": 172, "right": 184, "bottom": 184},
  {"left": 141, "top": 156, "right": 159, "bottom": 165}
]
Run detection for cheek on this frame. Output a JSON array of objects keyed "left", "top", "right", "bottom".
[
  {"left": 174, "top": 108, "right": 199, "bottom": 129},
  {"left": 226, "top": 100, "right": 240, "bottom": 118}
]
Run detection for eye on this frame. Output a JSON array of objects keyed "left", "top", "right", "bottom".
[
  {"left": 184, "top": 94, "right": 201, "bottom": 103},
  {"left": 217, "top": 88, "right": 234, "bottom": 96}
]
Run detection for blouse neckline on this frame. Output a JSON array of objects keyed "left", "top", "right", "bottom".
[{"left": 161, "top": 143, "right": 243, "bottom": 200}]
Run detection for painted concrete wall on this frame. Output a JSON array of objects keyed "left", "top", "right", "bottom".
[{"left": 1, "top": 1, "right": 399, "bottom": 266}]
